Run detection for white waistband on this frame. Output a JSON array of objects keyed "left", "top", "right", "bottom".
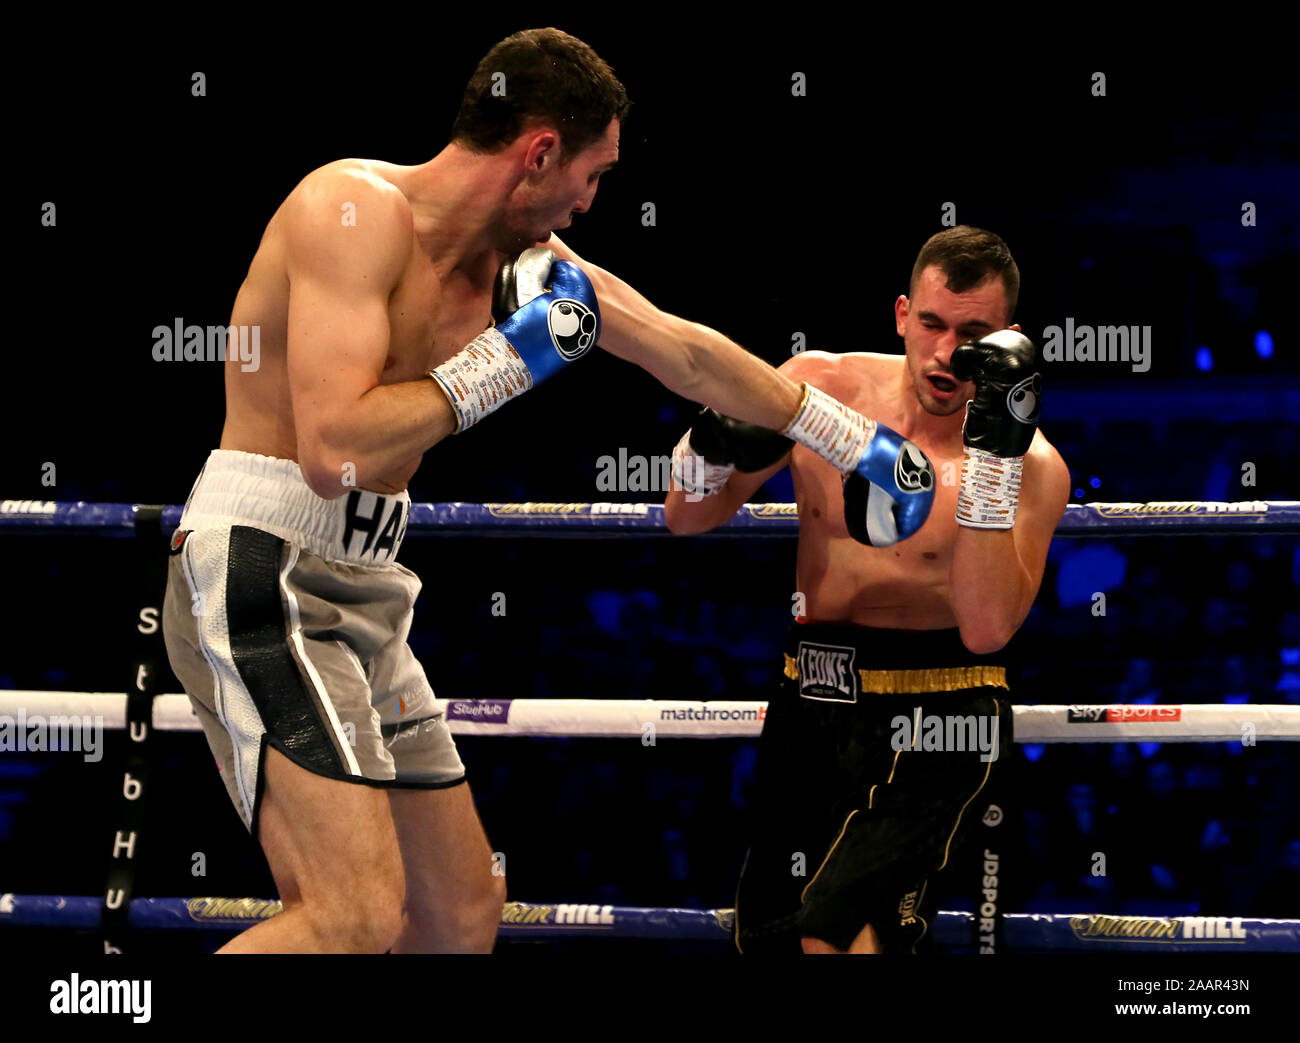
[{"left": 178, "top": 450, "right": 410, "bottom": 566}]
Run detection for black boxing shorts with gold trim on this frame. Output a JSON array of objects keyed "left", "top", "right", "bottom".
[{"left": 734, "top": 622, "right": 1012, "bottom": 954}]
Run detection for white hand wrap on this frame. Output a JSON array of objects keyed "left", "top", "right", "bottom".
[
  {"left": 956, "top": 446, "right": 1024, "bottom": 529},
  {"left": 428, "top": 328, "right": 533, "bottom": 432},
  {"left": 781, "top": 383, "right": 877, "bottom": 474},
  {"left": 671, "top": 430, "right": 734, "bottom": 497}
]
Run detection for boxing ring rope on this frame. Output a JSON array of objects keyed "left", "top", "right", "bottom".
[
  {"left": 2, "top": 895, "right": 1296, "bottom": 952},
  {"left": 3, "top": 498, "right": 1299, "bottom": 537},
  {"left": 1, "top": 693, "right": 1298, "bottom": 741},
  {"left": 3, "top": 498, "right": 1298, "bottom": 951}
]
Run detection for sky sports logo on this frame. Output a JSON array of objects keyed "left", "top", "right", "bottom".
[{"left": 1068, "top": 706, "right": 1183, "bottom": 723}]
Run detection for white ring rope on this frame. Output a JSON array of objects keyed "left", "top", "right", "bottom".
[{"left": 1, "top": 692, "right": 1296, "bottom": 742}]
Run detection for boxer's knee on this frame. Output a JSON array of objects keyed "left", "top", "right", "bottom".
[
  {"left": 800, "top": 921, "right": 881, "bottom": 954},
  {"left": 408, "top": 871, "right": 505, "bottom": 950},
  {"left": 293, "top": 882, "right": 405, "bottom": 953}
]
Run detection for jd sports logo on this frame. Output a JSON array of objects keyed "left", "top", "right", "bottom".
[
  {"left": 895, "top": 442, "right": 934, "bottom": 492},
  {"left": 1007, "top": 373, "right": 1042, "bottom": 424},
  {"left": 797, "top": 642, "right": 856, "bottom": 702},
  {"left": 548, "top": 299, "right": 598, "bottom": 360}
]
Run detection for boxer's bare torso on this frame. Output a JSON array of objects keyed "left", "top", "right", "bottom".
[
  {"left": 783, "top": 351, "right": 1058, "bottom": 630},
  {"left": 219, "top": 159, "right": 505, "bottom": 493}
]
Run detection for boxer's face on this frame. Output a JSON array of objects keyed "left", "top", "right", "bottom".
[
  {"left": 505, "top": 119, "right": 620, "bottom": 246},
  {"left": 895, "top": 266, "right": 1013, "bottom": 417}
]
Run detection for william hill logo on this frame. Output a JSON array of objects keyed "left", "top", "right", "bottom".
[
  {"left": 500, "top": 902, "right": 615, "bottom": 927},
  {"left": 186, "top": 897, "right": 284, "bottom": 923},
  {"left": 485, "top": 503, "right": 648, "bottom": 517},
  {"left": 1069, "top": 915, "right": 1247, "bottom": 943},
  {"left": 1093, "top": 501, "right": 1268, "bottom": 517},
  {"left": 745, "top": 503, "right": 798, "bottom": 519}
]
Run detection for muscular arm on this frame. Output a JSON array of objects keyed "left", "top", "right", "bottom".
[
  {"left": 663, "top": 354, "right": 831, "bottom": 533},
  {"left": 286, "top": 171, "right": 457, "bottom": 498},
  {"left": 663, "top": 452, "right": 789, "bottom": 534},
  {"left": 949, "top": 437, "right": 1071, "bottom": 653},
  {"left": 546, "top": 235, "right": 803, "bottom": 428}
]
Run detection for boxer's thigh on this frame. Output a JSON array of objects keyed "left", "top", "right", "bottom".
[{"left": 735, "top": 690, "right": 856, "bottom": 954}]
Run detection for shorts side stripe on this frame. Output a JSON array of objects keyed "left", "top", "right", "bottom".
[
  {"left": 179, "top": 530, "right": 258, "bottom": 825},
  {"left": 225, "top": 526, "right": 346, "bottom": 778}
]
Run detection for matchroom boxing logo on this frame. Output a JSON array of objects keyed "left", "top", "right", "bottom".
[{"left": 151, "top": 318, "right": 260, "bottom": 372}]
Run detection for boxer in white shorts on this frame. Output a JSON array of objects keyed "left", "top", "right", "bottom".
[{"left": 164, "top": 451, "right": 466, "bottom": 834}]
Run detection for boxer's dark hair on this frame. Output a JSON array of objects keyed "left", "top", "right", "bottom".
[
  {"left": 910, "top": 226, "right": 1019, "bottom": 321},
  {"left": 451, "top": 28, "right": 631, "bottom": 162}
]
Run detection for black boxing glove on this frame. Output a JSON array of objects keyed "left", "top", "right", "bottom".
[
  {"left": 671, "top": 408, "right": 794, "bottom": 497},
  {"left": 693, "top": 408, "right": 795, "bottom": 472},
  {"left": 950, "top": 329, "right": 1042, "bottom": 529}
]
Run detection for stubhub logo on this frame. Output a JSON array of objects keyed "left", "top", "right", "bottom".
[{"left": 447, "top": 700, "right": 512, "bottom": 722}]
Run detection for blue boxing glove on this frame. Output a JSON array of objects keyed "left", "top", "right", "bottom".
[
  {"left": 428, "top": 247, "right": 600, "bottom": 431},
  {"left": 780, "top": 383, "right": 935, "bottom": 546},
  {"left": 843, "top": 424, "right": 936, "bottom": 546}
]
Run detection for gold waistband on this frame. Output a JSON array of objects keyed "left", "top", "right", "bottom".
[{"left": 783, "top": 654, "right": 1007, "bottom": 694}]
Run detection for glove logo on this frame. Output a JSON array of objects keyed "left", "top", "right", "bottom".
[
  {"left": 1007, "top": 374, "right": 1041, "bottom": 424},
  {"left": 548, "top": 299, "right": 598, "bottom": 361},
  {"left": 895, "top": 442, "right": 934, "bottom": 492}
]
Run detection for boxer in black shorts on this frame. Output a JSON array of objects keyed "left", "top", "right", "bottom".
[
  {"left": 666, "top": 227, "right": 1071, "bottom": 953},
  {"left": 737, "top": 624, "right": 1013, "bottom": 953}
]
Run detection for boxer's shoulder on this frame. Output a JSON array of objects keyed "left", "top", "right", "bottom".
[
  {"left": 1024, "top": 428, "right": 1068, "bottom": 482},
  {"left": 781, "top": 350, "right": 900, "bottom": 394},
  {"left": 838, "top": 351, "right": 904, "bottom": 380},
  {"left": 277, "top": 160, "right": 415, "bottom": 278},
  {"left": 1018, "top": 431, "right": 1071, "bottom": 528},
  {"left": 777, "top": 349, "right": 841, "bottom": 383},
  {"left": 284, "top": 160, "right": 414, "bottom": 234}
]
